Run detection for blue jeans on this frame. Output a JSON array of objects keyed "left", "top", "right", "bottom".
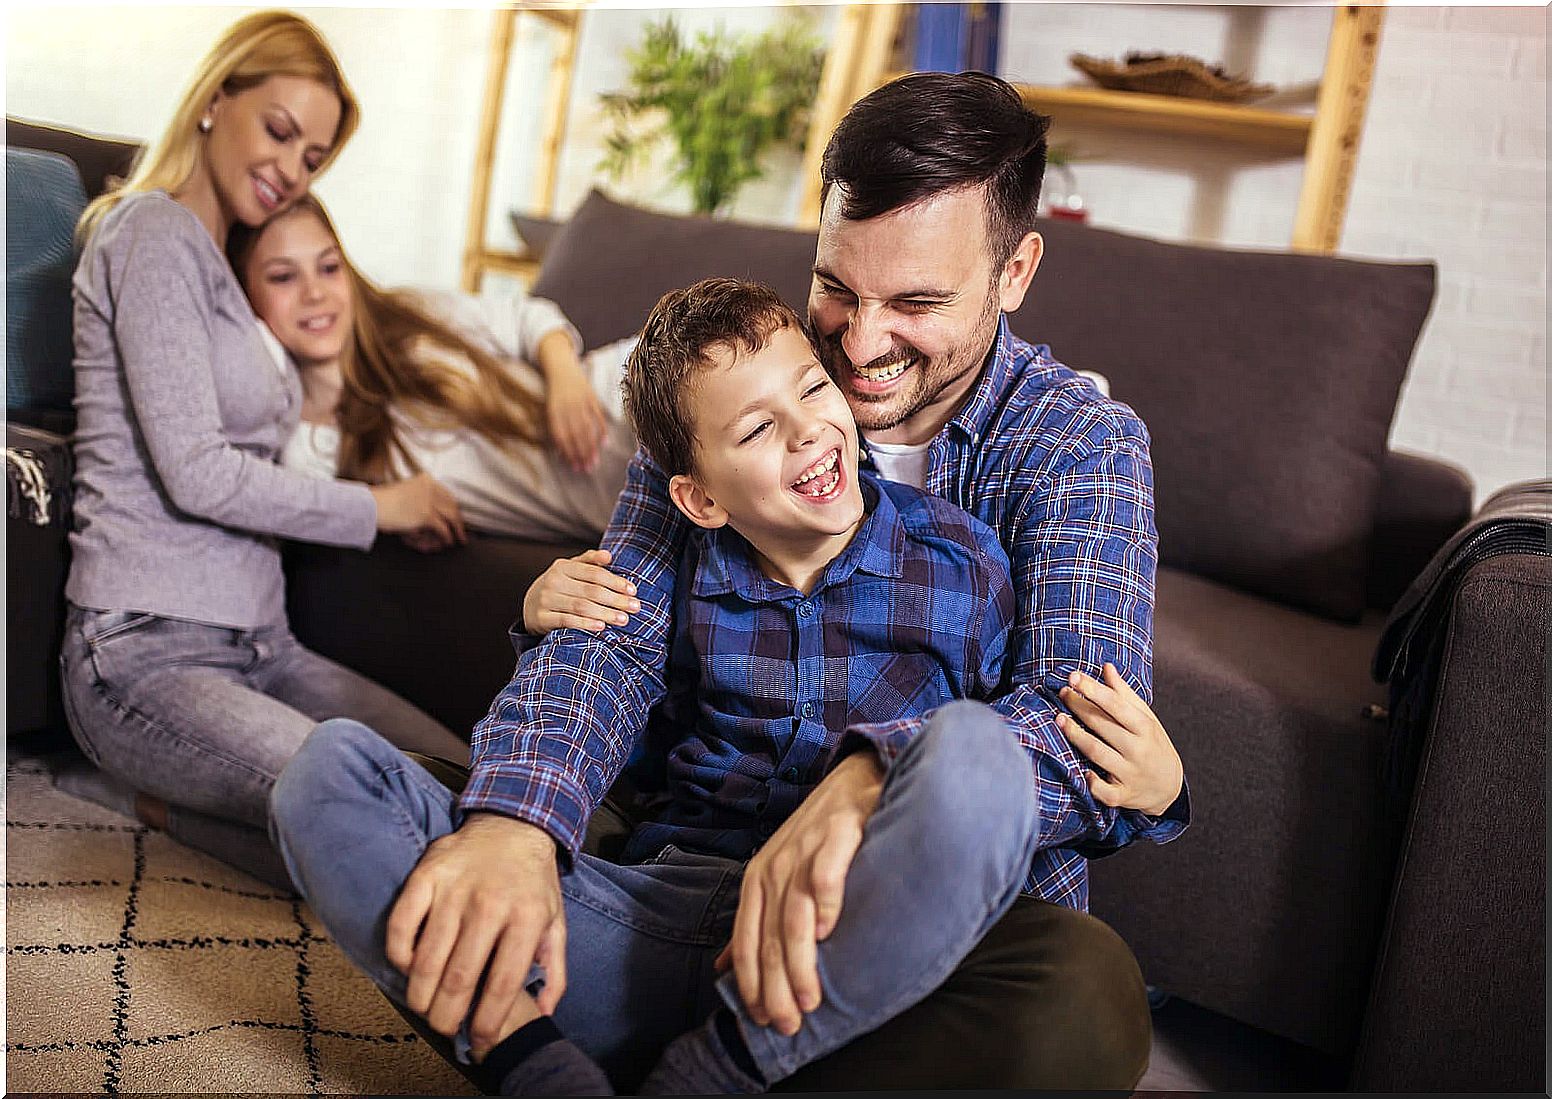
[
  {"left": 270, "top": 701, "right": 1040, "bottom": 1090},
  {"left": 59, "top": 603, "right": 467, "bottom": 889}
]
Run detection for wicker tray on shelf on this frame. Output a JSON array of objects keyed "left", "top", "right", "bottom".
[{"left": 1070, "top": 52, "right": 1274, "bottom": 103}]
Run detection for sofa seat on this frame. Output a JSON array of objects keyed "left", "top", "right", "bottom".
[
  {"left": 285, "top": 535, "right": 589, "bottom": 739},
  {"left": 1090, "top": 565, "right": 1398, "bottom": 1057}
]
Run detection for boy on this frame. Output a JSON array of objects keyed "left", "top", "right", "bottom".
[{"left": 273, "top": 279, "right": 1143, "bottom": 1094}]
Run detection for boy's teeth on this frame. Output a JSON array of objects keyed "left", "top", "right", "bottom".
[{"left": 793, "top": 450, "right": 838, "bottom": 486}]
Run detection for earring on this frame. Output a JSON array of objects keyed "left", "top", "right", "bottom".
[{"left": 198, "top": 116, "right": 213, "bottom": 134}]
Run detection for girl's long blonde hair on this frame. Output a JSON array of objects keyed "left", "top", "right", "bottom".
[
  {"left": 231, "top": 196, "right": 547, "bottom": 483},
  {"left": 78, "top": 10, "right": 359, "bottom": 241}
]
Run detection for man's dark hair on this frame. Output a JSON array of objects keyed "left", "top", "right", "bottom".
[
  {"left": 623, "top": 278, "right": 806, "bottom": 476},
  {"left": 820, "top": 71, "right": 1051, "bottom": 267}
]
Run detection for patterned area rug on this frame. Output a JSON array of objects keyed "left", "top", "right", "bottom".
[{"left": 4, "top": 747, "right": 477, "bottom": 1095}]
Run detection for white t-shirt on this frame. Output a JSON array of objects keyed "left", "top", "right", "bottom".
[
  {"left": 864, "top": 436, "right": 932, "bottom": 489},
  {"left": 277, "top": 286, "right": 638, "bottom": 543}
]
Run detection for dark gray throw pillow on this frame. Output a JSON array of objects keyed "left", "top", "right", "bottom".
[
  {"left": 531, "top": 189, "right": 819, "bottom": 351},
  {"left": 1011, "top": 218, "right": 1436, "bottom": 621}
]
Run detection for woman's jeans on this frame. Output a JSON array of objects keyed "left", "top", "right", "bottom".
[
  {"left": 58, "top": 603, "right": 468, "bottom": 889},
  {"left": 270, "top": 701, "right": 1042, "bottom": 1090}
]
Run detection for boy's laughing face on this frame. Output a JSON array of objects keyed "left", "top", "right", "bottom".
[{"left": 668, "top": 322, "right": 866, "bottom": 587}]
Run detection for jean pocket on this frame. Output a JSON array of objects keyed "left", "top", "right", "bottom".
[{"left": 79, "top": 609, "right": 160, "bottom": 648}]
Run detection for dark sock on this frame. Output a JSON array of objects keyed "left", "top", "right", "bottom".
[
  {"left": 639, "top": 1009, "right": 766, "bottom": 1094},
  {"left": 714, "top": 1009, "right": 764, "bottom": 1084},
  {"left": 476, "top": 1015, "right": 613, "bottom": 1096}
]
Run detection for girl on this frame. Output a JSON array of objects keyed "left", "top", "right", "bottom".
[
  {"left": 60, "top": 10, "right": 470, "bottom": 890},
  {"left": 232, "top": 194, "right": 638, "bottom": 544}
]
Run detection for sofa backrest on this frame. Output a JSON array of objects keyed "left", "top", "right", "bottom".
[
  {"left": 1010, "top": 218, "right": 1436, "bottom": 621},
  {"left": 532, "top": 190, "right": 1438, "bottom": 621}
]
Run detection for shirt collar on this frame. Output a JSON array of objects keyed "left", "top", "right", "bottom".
[
  {"left": 691, "top": 471, "right": 904, "bottom": 601},
  {"left": 943, "top": 314, "right": 1018, "bottom": 445}
]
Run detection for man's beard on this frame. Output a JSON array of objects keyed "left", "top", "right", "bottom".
[{"left": 814, "top": 297, "right": 1002, "bottom": 435}]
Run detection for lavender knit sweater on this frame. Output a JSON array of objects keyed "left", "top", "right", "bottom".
[{"left": 67, "top": 191, "right": 377, "bottom": 628}]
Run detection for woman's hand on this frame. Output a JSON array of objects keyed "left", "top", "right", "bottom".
[
  {"left": 1056, "top": 663, "right": 1184, "bottom": 817},
  {"left": 540, "top": 345, "right": 608, "bottom": 475},
  {"left": 371, "top": 473, "right": 467, "bottom": 552},
  {"left": 521, "top": 549, "right": 639, "bottom": 634}
]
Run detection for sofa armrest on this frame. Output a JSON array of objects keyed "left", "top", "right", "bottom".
[
  {"left": 1366, "top": 449, "right": 1474, "bottom": 612},
  {"left": 6, "top": 420, "right": 73, "bottom": 740},
  {"left": 1352, "top": 552, "right": 1549, "bottom": 1090}
]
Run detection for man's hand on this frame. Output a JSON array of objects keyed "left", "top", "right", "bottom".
[
  {"left": 715, "top": 751, "right": 884, "bottom": 1036},
  {"left": 1057, "top": 663, "right": 1184, "bottom": 817},
  {"left": 385, "top": 812, "right": 567, "bottom": 1059}
]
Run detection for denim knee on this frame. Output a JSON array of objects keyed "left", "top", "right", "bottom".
[
  {"left": 890, "top": 701, "right": 1039, "bottom": 870},
  {"left": 269, "top": 718, "right": 392, "bottom": 847}
]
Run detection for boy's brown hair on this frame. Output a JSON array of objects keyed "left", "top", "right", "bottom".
[{"left": 623, "top": 278, "right": 807, "bottom": 476}]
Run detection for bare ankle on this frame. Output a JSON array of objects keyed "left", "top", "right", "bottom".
[{"left": 133, "top": 793, "right": 169, "bottom": 831}]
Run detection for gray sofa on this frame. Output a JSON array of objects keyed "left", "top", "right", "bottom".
[{"left": 8, "top": 121, "right": 1545, "bottom": 1091}]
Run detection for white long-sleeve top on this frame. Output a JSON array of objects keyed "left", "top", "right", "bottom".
[{"left": 279, "top": 286, "right": 636, "bottom": 543}]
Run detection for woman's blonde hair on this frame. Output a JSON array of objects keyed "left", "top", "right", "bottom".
[
  {"left": 79, "top": 10, "right": 359, "bottom": 241},
  {"left": 230, "top": 196, "right": 547, "bottom": 483}
]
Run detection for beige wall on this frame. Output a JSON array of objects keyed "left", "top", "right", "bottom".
[{"left": 7, "top": 3, "right": 1545, "bottom": 500}]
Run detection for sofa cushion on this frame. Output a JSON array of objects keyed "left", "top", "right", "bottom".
[
  {"left": 1011, "top": 218, "right": 1436, "bottom": 621},
  {"left": 1088, "top": 565, "right": 1398, "bottom": 1055},
  {"left": 532, "top": 189, "right": 819, "bottom": 350},
  {"left": 6, "top": 148, "right": 86, "bottom": 415},
  {"left": 7, "top": 117, "right": 141, "bottom": 200}
]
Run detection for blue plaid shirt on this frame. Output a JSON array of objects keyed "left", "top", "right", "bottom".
[
  {"left": 464, "top": 318, "right": 1189, "bottom": 909},
  {"left": 617, "top": 472, "right": 1014, "bottom": 865}
]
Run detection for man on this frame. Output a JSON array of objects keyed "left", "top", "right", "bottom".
[{"left": 276, "top": 71, "right": 1188, "bottom": 1091}]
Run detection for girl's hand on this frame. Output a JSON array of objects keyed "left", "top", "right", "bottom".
[
  {"left": 543, "top": 359, "right": 608, "bottom": 475},
  {"left": 1056, "top": 663, "right": 1184, "bottom": 817},
  {"left": 521, "top": 549, "right": 639, "bottom": 634},
  {"left": 371, "top": 473, "right": 467, "bottom": 551}
]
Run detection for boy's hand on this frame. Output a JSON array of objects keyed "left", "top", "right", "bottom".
[
  {"left": 385, "top": 813, "right": 567, "bottom": 1058},
  {"left": 522, "top": 549, "right": 640, "bottom": 634},
  {"left": 1056, "top": 663, "right": 1183, "bottom": 817},
  {"left": 715, "top": 751, "right": 884, "bottom": 1036}
]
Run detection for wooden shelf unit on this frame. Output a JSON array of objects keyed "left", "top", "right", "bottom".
[
  {"left": 798, "top": 3, "right": 1385, "bottom": 255},
  {"left": 462, "top": 4, "right": 584, "bottom": 293},
  {"left": 1010, "top": 84, "right": 1313, "bottom": 155}
]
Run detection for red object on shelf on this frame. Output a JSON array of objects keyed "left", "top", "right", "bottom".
[{"left": 1047, "top": 204, "right": 1089, "bottom": 223}]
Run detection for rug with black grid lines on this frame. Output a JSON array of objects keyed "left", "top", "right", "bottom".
[{"left": 4, "top": 748, "right": 477, "bottom": 1095}]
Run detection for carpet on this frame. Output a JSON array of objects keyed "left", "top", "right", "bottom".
[{"left": 4, "top": 746, "right": 477, "bottom": 1095}]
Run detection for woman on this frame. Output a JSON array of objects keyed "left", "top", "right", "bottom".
[
  {"left": 60, "top": 10, "right": 470, "bottom": 890},
  {"left": 231, "top": 193, "right": 637, "bottom": 544}
]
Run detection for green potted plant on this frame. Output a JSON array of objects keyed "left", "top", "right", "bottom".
[{"left": 598, "top": 14, "right": 826, "bottom": 216}]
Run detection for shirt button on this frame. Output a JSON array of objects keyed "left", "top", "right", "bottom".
[
  {"left": 799, "top": 701, "right": 814, "bottom": 719},
  {"left": 782, "top": 766, "right": 800, "bottom": 782},
  {"left": 797, "top": 601, "right": 813, "bottom": 618}
]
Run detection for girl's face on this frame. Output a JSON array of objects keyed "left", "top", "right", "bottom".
[
  {"left": 243, "top": 210, "right": 354, "bottom": 366},
  {"left": 202, "top": 74, "right": 341, "bottom": 229}
]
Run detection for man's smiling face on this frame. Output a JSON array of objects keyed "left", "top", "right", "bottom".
[{"left": 808, "top": 185, "right": 1017, "bottom": 446}]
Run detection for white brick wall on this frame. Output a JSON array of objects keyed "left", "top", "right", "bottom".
[{"left": 1000, "top": 3, "right": 1548, "bottom": 504}]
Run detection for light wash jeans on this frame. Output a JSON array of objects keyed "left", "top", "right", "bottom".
[
  {"left": 59, "top": 603, "right": 468, "bottom": 889},
  {"left": 270, "top": 700, "right": 1039, "bottom": 1091}
]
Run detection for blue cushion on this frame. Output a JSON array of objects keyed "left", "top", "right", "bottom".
[{"left": 7, "top": 147, "right": 87, "bottom": 413}]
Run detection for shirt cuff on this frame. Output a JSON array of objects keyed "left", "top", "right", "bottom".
[
  {"left": 456, "top": 759, "right": 592, "bottom": 865},
  {"left": 1130, "top": 778, "right": 1192, "bottom": 843},
  {"left": 834, "top": 718, "right": 917, "bottom": 774},
  {"left": 507, "top": 620, "right": 543, "bottom": 660}
]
